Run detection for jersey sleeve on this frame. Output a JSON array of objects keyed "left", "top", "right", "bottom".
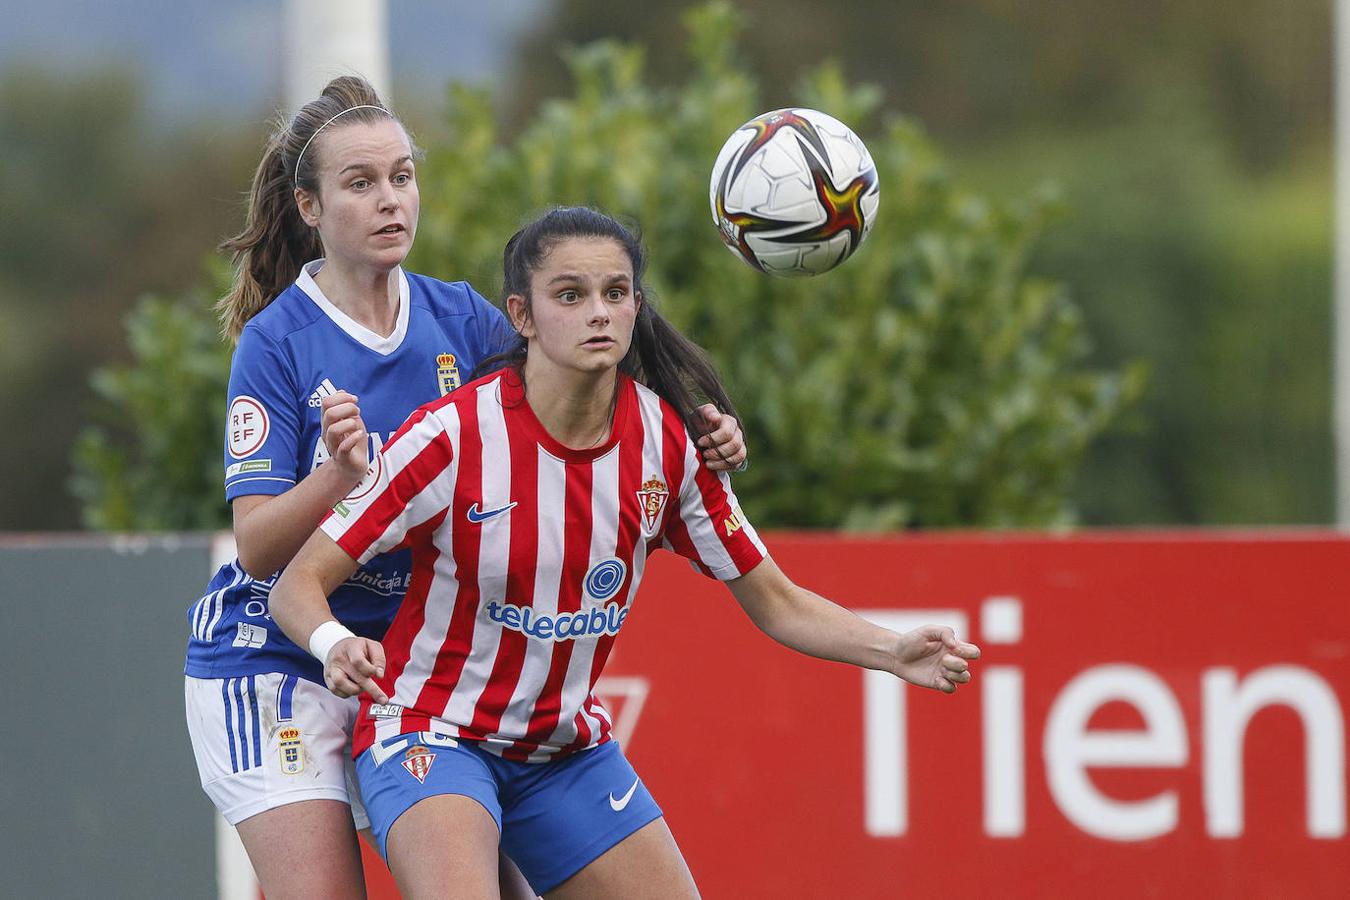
[
  {"left": 320, "top": 403, "right": 458, "bottom": 565},
  {"left": 468, "top": 285, "right": 517, "bottom": 358},
  {"left": 223, "top": 325, "right": 304, "bottom": 501},
  {"left": 662, "top": 441, "right": 767, "bottom": 581}
]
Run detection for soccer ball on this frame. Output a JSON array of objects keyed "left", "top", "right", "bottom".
[{"left": 709, "top": 107, "right": 880, "bottom": 277}]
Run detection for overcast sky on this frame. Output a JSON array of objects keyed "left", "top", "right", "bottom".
[{"left": 1, "top": 0, "right": 547, "bottom": 118}]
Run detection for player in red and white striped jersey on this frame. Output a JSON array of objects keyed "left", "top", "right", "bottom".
[
  {"left": 332, "top": 361, "right": 764, "bottom": 763},
  {"left": 272, "top": 207, "right": 980, "bottom": 898}
]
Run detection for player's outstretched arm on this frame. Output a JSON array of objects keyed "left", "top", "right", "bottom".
[
  {"left": 271, "top": 530, "right": 389, "bottom": 704},
  {"left": 694, "top": 405, "right": 748, "bottom": 472},
  {"left": 232, "top": 391, "right": 370, "bottom": 578},
  {"left": 725, "top": 557, "right": 980, "bottom": 693}
]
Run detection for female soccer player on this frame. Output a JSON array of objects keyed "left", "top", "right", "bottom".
[
  {"left": 182, "top": 80, "right": 746, "bottom": 899},
  {"left": 269, "top": 206, "right": 981, "bottom": 898}
]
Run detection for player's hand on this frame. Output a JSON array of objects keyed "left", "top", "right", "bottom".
[
  {"left": 694, "top": 404, "right": 748, "bottom": 472},
  {"left": 320, "top": 391, "right": 369, "bottom": 483},
  {"left": 891, "top": 625, "right": 980, "bottom": 694},
  {"left": 323, "top": 636, "right": 389, "bottom": 704}
]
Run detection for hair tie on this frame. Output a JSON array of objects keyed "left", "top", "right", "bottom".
[{"left": 293, "top": 104, "right": 393, "bottom": 188}]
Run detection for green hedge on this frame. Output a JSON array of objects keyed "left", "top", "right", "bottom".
[{"left": 73, "top": 2, "right": 1139, "bottom": 531}]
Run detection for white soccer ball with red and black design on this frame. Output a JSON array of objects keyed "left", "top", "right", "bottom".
[{"left": 709, "top": 107, "right": 880, "bottom": 277}]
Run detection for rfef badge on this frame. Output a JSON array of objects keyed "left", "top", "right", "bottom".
[
  {"left": 437, "top": 353, "right": 461, "bottom": 396},
  {"left": 278, "top": 726, "right": 304, "bottom": 775}
]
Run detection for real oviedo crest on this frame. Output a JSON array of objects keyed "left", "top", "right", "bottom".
[
  {"left": 437, "top": 353, "right": 461, "bottom": 396},
  {"left": 278, "top": 726, "right": 304, "bottom": 775}
]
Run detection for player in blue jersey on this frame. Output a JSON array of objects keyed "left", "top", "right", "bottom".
[{"left": 182, "top": 76, "right": 747, "bottom": 899}]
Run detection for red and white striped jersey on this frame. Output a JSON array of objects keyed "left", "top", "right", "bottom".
[{"left": 321, "top": 369, "right": 767, "bottom": 762}]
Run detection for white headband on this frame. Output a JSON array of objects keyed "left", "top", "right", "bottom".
[{"left": 293, "top": 104, "right": 393, "bottom": 188}]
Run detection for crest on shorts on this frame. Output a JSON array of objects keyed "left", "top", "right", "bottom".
[
  {"left": 636, "top": 476, "right": 669, "bottom": 533},
  {"left": 437, "top": 353, "right": 461, "bottom": 396},
  {"left": 401, "top": 744, "right": 436, "bottom": 784},
  {"left": 278, "top": 726, "right": 304, "bottom": 776}
]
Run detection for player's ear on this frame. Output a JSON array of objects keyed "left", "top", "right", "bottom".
[
  {"left": 295, "top": 187, "right": 322, "bottom": 227},
  {"left": 507, "top": 293, "right": 534, "bottom": 338}
]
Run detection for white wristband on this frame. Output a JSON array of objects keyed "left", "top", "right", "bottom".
[{"left": 308, "top": 620, "right": 357, "bottom": 664}]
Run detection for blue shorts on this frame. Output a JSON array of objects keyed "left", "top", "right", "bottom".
[{"left": 355, "top": 734, "right": 662, "bottom": 894}]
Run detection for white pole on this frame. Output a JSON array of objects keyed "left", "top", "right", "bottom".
[
  {"left": 1337, "top": 0, "right": 1350, "bottom": 527},
  {"left": 217, "top": 14, "right": 390, "bottom": 898},
  {"left": 285, "top": 0, "right": 391, "bottom": 113},
  {"left": 209, "top": 537, "right": 260, "bottom": 900}
]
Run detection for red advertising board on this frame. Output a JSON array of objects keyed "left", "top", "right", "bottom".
[{"left": 346, "top": 532, "right": 1349, "bottom": 898}]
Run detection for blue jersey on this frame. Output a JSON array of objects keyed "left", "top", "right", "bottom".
[{"left": 185, "top": 262, "right": 513, "bottom": 682}]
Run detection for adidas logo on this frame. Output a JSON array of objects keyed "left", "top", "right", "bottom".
[{"left": 308, "top": 378, "right": 339, "bottom": 408}]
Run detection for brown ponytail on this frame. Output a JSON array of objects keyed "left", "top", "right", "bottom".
[{"left": 215, "top": 75, "right": 405, "bottom": 340}]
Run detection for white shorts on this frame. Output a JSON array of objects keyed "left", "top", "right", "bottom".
[{"left": 184, "top": 673, "right": 370, "bottom": 829}]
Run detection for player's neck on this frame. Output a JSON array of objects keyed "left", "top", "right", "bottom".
[
  {"left": 521, "top": 362, "right": 619, "bottom": 450},
  {"left": 313, "top": 260, "right": 400, "bottom": 337}
]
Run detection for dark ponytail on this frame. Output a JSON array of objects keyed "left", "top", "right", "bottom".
[
  {"left": 216, "top": 75, "right": 405, "bottom": 340},
  {"left": 481, "top": 206, "right": 738, "bottom": 439},
  {"left": 626, "top": 299, "right": 739, "bottom": 433}
]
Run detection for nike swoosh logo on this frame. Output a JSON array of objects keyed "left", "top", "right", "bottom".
[
  {"left": 466, "top": 501, "right": 517, "bottom": 523},
  {"left": 609, "top": 777, "right": 640, "bottom": 812}
]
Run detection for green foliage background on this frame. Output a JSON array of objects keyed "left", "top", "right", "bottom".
[
  {"left": 70, "top": 271, "right": 233, "bottom": 531},
  {"left": 962, "top": 110, "right": 1331, "bottom": 524},
  {"left": 511, "top": 0, "right": 1334, "bottom": 526},
  {"left": 0, "top": 67, "right": 257, "bottom": 529},
  {"left": 71, "top": 4, "right": 1137, "bottom": 531}
]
